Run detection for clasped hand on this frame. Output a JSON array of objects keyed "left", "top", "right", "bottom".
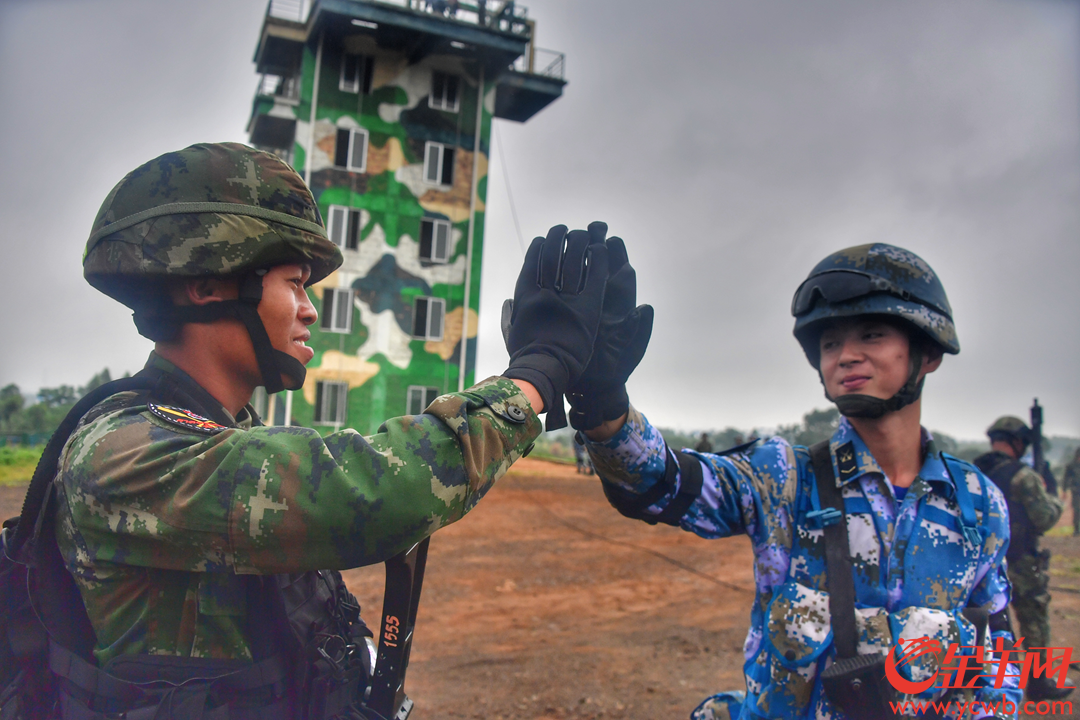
[{"left": 502, "top": 222, "right": 652, "bottom": 432}]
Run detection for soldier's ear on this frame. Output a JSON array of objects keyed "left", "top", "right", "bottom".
[
  {"left": 922, "top": 345, "right": 943, "bottom": 373},
  {"left": 184, "top": 277, "right": 240, "bottom": 305}
]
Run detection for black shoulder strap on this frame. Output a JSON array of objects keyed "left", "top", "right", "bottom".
[
  {"left": 809, "top": 440, "right": 859, "bottom": 660},
  {"left": 10, "top": 376, "right": 155, "bottom": 558}
]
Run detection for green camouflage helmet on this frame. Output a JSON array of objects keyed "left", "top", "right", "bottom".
[
  {"left": 84, "top": 142, "right": 342, "bottom": 308},
  {"left": 987, "top": 416, "right": 1032, "bottom": 446},
  {"left": 792, "top": 243, "right": 959, "bottom": 367}
]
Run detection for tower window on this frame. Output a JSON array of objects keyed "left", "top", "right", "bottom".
[
  {"left": 334, "top": 128, "right": 368, "bottom": 172},
  {"left": 321, "top": 288, "right": 354, "bottom": 333},
  {"left": 314, "top": 381, "right": 348, "bottom": 425},
  {"left": 327, "top": 205, "right": 362, "bottom": 250},
  {"left": 412, "top": 297, "right": 445, "bottom": 340},
  {"left": 423, "top": 142, "right": 455, "bottom": 187},
  {"left": 340, "top": 53, "right": 373, "bottom": 94},
  {"left": 251, "top": 387, "right": 290, "bottom": 426},
  {"left": 429, "top": 71, "right": 459, "bottom": 112},
  {"left": 407, "top": 386, "right": 440, "bottom": 415},
  {"left": 418, "top": 218, "right": 451, "bottom": 263},
  {"left": 251, "top": 386, "right": 269, "bottom": 419}
]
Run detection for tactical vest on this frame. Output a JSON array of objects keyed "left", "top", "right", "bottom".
[
  {"left": 973, "top": 451, "right": 1038, "bottom": 562},
  {"left": 1, "top": 372, "right": 373, "bottom": 720}
]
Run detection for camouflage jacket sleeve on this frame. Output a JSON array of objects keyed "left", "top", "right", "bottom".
[
  {"left": 57, "top": 376, "right": 540, "bottom": 574},
  {"left": 584, "top": 405, "right": 796, "bottom": 549},
  {"left": 1012, "top": 465, "right": 1063, "bottom": 534}
]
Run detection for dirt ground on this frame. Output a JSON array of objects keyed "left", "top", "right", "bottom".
[{"left": 2, "top": 458, "right": 1078, "bottom": 719}]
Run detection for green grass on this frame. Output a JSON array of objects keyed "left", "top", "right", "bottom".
[
  {"left": 528, "top": 452, "right": 576, "bottom": 466},
  {"left": 0, "top": 446, "right": 42, "bottom": 486}
]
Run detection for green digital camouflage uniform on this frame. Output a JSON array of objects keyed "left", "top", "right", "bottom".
[
  {"left": 974, "top": 451, "right": 1063, "bottom": 663},
  {"left": 69, "top": 140, "right": 550, "bottom": 672},
  {"left": 1064, "top": 452, "right": 1080, "bottom": 536},
  {"left": 55, "top": 353, "right": 540, "bottom": 665}
]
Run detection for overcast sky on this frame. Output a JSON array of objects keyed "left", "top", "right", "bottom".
[{"left": 1, "top": 0, "right": 1077, "bottom": 439}]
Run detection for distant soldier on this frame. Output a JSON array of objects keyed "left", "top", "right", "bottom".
[
  {"left": 1064, "top": 446, "right": 1080, "bottom": 537},
  {"left": 974, "top": 417, "right": 1073, "bottom": 702},
  {"left": 694, "top": 432, "right": 712, "bottom": 453},
  {"left": 573, "top": 434, "right": 593, "bottom": 475}
]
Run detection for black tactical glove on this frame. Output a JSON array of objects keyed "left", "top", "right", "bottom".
[
  {"left": 566, "top": 222, "right": 653, "bottom": 431},
  {"left": 502, "top": 224, "right": 609, "bottom": 431}
]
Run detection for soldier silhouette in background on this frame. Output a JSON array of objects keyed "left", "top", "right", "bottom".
[
  {"left": 974, "top": 417, "right": 1073, "bottom": 702},
  {"left": 1063, "top": 446, "right": 1080, "bottom": 537}
]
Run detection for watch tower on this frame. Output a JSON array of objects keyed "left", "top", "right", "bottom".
[{"left": 247, "top": 0, "right": 565, "bottom": 432}]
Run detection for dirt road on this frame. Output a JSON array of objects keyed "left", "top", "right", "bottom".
[
  {"left": 3, "top": 458, "right": 1078, "bottom": 719},
  {"left": 342, "top": 458, "right": 756, "bottom": 719}
]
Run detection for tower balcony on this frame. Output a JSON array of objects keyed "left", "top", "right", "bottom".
[
  {"left": 247, "top": 73, "right": 301, "bottom": 153},
  {"left": 249, "top": 0, "right": 565, "bottom": 130}
]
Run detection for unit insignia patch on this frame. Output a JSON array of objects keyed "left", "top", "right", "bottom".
[
  {"left": 835, "top": 441, "right": 859, "bottom": 481},
  {"left": 148, "top": 403, "right": 228, "bottom": 435}
]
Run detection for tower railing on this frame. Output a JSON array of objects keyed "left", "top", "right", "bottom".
[
  {"left": 265, "top": 0, "right": 531, "bottom": 36},
  {"left": 511, "top": 47, "right": 564, "bottom": 79}
]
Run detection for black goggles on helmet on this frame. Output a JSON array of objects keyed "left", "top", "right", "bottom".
[{"left": 790, "top": 270, "right": 952, "bottom": 319}]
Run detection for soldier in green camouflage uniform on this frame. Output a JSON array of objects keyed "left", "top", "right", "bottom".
[
  {"left": 50, "top": 142, "right": 610, "bottom": 716},
  {"left": 1064, "top": 447, "right": 1080, "bottom": 536},
  {"left": 974, "top": 416, "right": 1070, "bottom": 702}
]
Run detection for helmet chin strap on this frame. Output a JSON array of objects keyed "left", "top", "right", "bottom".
[
  {"left": 132, "top": 270, "right": 307, "bottom": 395},
  {"left": 233, "top": 272, "right": 307, "bottom": 394},
  {"left": 821, "top": 353, "right": 924, "bottom": 420}
]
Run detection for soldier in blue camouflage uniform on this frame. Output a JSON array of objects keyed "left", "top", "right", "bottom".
[
  {"left": 561, "top": 240, "right": 1023, "bottom": 719},
  {"left": 44, "top": 142, "right": 610, "bottom": 718},
  {"left": 974, "top": 417, "right": 1073, "bottom": 703}
]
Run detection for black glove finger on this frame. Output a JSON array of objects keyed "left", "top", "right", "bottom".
[
  {"left": 560, "top": 229, "right": 592, "bottom": 293},
  {"left": 587, "top": 221, "right": 608, "bottom": 245},
  {"left": 500, "top": 298, "right": 513, "bottom": 348},
  {"left": 581, "top": 242, "right": 610, "bottom": 305},
  {"left": 603, "top": 237, "right": 636, "bottom": 317},
  {"left": 538, "top": 224, "right": 568, "bottom": 289},
  {"left": 619, "top": 304, "right": 653, "bottom": 375},
  {"left": 605, "top": 235, "right": 628, "bottom": 274},
  {"left": 515, "top": 236, "right": 545, "bottom": 309}
]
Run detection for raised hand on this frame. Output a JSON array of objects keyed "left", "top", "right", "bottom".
[
  {"left": 566, "top": 222, "right": 653, "bottom": 431},
  {"left": 502, "top": 224, "right": 609, "bottom": 430}
]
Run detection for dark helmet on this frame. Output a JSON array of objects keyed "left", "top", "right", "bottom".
[
  {"left": 986, "top": 416, "right": 1033, "bottom": 448},
  {"left": 84, "top": 142, "right": 343, "bottom": 393},
  {"left": 790, "top": 243, "right": 958, "bottom": 419}
]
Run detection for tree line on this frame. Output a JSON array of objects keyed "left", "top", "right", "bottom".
[
  {"left": 1, "top": 369, "right": 117, "bottom": 438},
  {"left": 539, "top": 407, "right": 1078, "bottom": 472}
]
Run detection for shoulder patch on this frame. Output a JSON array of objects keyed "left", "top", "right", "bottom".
[{"left": 148, "top": 403, "right": 228, "bottom": 435}]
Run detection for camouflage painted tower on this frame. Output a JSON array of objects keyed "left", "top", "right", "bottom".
[{"left": 247, "top": 0, "right": 565, "bottom": 433}]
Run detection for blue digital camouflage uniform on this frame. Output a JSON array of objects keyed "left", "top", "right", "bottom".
[
  {"left": 586, "top": 407, "right": 1022, "bottom": 720},
  {"left": 55, "top": 353, "right": 541, "bottom": 665}
]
